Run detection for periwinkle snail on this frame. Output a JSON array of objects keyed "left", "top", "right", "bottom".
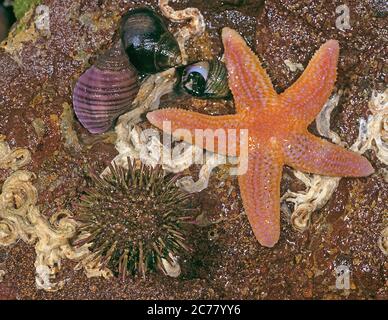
[
  {"left": 72, "top": 7, "right": 232, "bottom": 135},
  {"left": 72, "top": 42, "right": 140, "bottom": 134},
  {"left": 178, "top": 59, "right": 231, "bottom": 99},
  {"left": 73, "top": 7, "right": 182, "bottom": 134},
  {"left": 120, "top": 7, "right": 182, "bottom": 74}
]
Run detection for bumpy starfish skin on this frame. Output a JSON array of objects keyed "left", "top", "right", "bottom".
[{"left": 147, "top": 28, "right": 374, "bottom": 247}]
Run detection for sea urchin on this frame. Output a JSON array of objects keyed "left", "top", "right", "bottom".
[{"left": 72, "top": 160, "right": 192, "bottom": 278}]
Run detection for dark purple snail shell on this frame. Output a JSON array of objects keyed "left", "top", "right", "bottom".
[{"left": 73, "top": 42, "right": 139, "bottom": 134}]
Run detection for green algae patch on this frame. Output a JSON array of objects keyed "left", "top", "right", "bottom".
[{"left": 14, "top": 0, "right": 42, "bottom": 20}]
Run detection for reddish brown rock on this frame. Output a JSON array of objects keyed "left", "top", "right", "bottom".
[{"left": 0, "top": 0, "right": 386, "bottom": 299}]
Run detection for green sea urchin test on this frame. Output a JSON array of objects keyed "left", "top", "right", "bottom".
[{"left": 72, "top": 160, "right": 192, "bottom": 278}]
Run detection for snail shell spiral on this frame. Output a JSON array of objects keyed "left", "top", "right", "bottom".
[
  {"left": 120, "top": 7, "right": 182, "bottom": 74},
  {"left": 72, "top": 42, "right": 140, "bottom": 134},
  {"left": 179, "top": 59, "right": 231, "bottom": 99}
]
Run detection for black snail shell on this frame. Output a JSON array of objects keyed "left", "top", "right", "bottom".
[
  {"left": 0, "top": 3, "right": 14, "bottom": 42},
  {"left": 120, "top": 7, "right": 182, "bottom": 74},
  {"left": 72, "top": 42, "right": 140, "bottom": 134},
  {"left": 179, "top": 60, "right": 231, "bottom": 99}
]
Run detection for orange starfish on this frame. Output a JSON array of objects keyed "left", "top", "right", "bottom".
[{"left": 147, "top": 28, "right": 374, "bottom": 247}]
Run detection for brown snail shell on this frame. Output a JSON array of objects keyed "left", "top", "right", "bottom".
[{"left": 178, "top": 59, "right": 231, "bottom": 99}]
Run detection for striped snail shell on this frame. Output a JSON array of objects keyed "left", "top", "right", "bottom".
[
  {"left": 120, "top": 7, "right": 182, "bottom": 74},
  {"left": 72, "top": 42, "right": 140, "bottom": 134},
  {"left": 179, "top": 60, "right": 231, "bottom": 99}
]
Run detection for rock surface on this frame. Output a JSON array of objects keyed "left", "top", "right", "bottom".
[{"left": 0, "top": 0, "right": 386, "bottom": 299}]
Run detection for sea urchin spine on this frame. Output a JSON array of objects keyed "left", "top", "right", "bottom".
[{"left": 72, "top": 160, "right": 193, "bottom": 279}]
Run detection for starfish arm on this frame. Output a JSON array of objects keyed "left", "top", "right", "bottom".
[
  {"left": 147, "top": 108, "right": 242, "bottom": 155},
  {"left": 238, "top": 147, "right": 283, "bottom": 247},
  {"left": 222, "top": 28, "right": 277, "bottom": 112},
  {"left": 282, "top": 132, "right": 375, "bottom": 177},
  {"left": 280, "top": 40, "right": 339, "bottom": 125}
]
